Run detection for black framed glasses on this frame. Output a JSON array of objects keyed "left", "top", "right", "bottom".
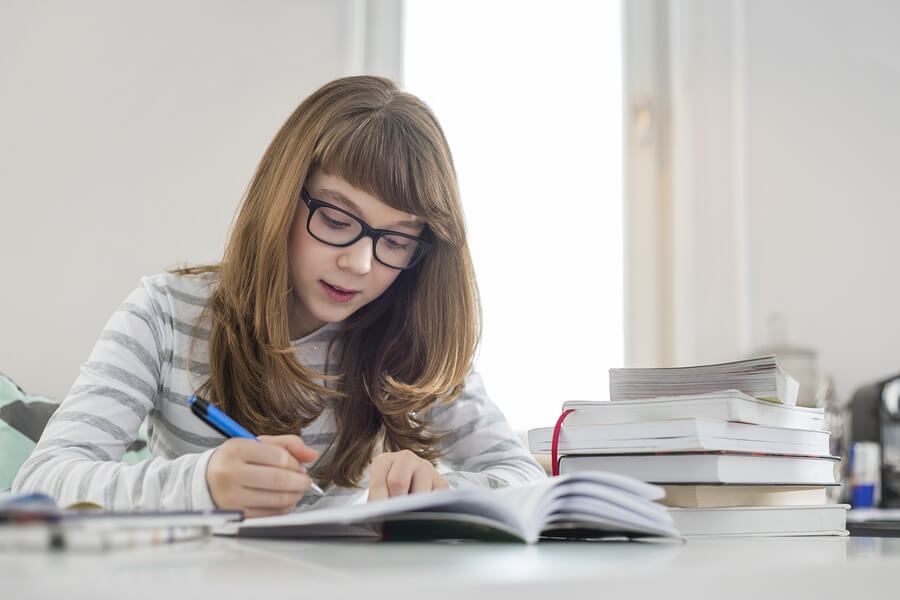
[{"left": 300, "top": 187, "right": 432, "bottom": 270}]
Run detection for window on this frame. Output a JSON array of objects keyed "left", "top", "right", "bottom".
[{"left": 404, "top": 0, "right": 623, "bottom": 432}]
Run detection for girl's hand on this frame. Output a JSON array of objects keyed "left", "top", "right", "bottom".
[
  {"left": 367, "top": 449, "right": 449, "bottom": 502},
  {"left": 206, "top": 434, "right": 318, "bottom": 518}
]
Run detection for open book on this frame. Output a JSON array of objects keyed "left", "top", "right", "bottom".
[{"left": 218, "top": 472, "right": 681, "bottom": 543}]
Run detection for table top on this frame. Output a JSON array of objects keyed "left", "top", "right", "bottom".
[{"left": 5, "top": 535, "right": 900, "bottom": 600}]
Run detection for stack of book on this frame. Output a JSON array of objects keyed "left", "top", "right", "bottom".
[{"left": 529, "top": 356, "right": 848, "bottom": 536}]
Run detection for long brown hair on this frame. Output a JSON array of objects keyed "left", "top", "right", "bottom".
[{"left": 179, "top": 76, "right": 480, "bottom": 488}]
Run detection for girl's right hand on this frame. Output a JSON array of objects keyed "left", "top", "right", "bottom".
[{"left": 206, "top": 435, "right": 318, "bottom": 518}]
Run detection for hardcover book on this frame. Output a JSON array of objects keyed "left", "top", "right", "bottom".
[
  {"left": 560, "top": 390, "right": 823, "bottom": 430},
  {"left": 529, "top": 418, "right": 830, "bottom": 456},
  {"left": 558, "top": 452, "right": 839, "bottom": 485},
  {"left": 667, "top": 504, "right": 848, "bottom": 536}
]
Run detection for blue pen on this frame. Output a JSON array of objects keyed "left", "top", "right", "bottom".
[{"left": 189, "top": 394, "right": 324, "bottom": 495}]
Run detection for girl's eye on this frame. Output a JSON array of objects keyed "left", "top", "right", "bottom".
[
  {"left": 320, "top": 213, "right": 352, "bottom": 229},
  {"left": 382, "top": 236, "right": 411, "bottom": 252}
]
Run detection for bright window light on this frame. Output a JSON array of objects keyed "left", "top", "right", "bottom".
[{"left": 404, "top": 0, "right": 623, "bottom": 432}]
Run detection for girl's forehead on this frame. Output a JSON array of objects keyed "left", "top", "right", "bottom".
[{"left": 308, "top": 170, "right": 425, "bottom": 228}]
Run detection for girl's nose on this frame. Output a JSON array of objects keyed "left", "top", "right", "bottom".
[{"left": 337, "top": 237, "right": 374, "bottom": 275}]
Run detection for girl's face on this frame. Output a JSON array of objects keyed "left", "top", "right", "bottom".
[{"left": 287, "top": 170, "right": 426, "bottom": 339}]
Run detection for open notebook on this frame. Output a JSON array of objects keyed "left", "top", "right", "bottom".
[{"left": 217, "top": 472, "right": 681, "bottom": 543}]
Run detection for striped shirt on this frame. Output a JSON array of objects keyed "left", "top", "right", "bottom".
[{"left": 12, "top": 272, "right": 545, "bottom": 510}]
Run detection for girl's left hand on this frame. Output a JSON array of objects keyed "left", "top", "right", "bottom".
[{"left": 367, "top": 449, "right": 449, "bottom": 502}]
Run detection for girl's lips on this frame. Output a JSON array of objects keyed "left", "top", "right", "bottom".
[
  {"left": 320, "top": 280, "right": 359, "bottom": 303},
  {"left": 327, "top": 282, "right": 357, "bottom": 293}
]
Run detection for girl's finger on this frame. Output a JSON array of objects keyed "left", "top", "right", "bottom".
[
  {"left": 238, "top": 440, "right": 302, "bottom": 472},
  {"left": 242, "top": 505, "right": 297, "bottom": 519},
  {"left": 259, "top": 434, "right": 318, "bottom": 465},
  {"left": 237, "top": 464, "right": 310, "bottom": 493},
  {"left": 367, "top": 455, "right": 391, "bottom": 502},
  {"left": 234, "top": 487, "right": 303, "bottom": 510},
  {"left": 384, "top": 455, "right": 416, "bottom": 498},
  {"left": 408, "top": 465, "right": 434, "bottom": 494},
  {"left": 433, "top": 473, "right": 450, "bottom": 490}
]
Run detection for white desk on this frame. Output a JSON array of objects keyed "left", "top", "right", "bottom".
[{"left": 4, "top": 535, "right": 900, "bottom": 600}]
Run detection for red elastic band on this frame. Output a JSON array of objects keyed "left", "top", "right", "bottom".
[{"left": 551, "top": 409, "right": 574, "bottom": 476}]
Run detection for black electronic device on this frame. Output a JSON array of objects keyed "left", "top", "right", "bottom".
[{"left": 850, "top": 374, "right": 900, "bottom": 507}]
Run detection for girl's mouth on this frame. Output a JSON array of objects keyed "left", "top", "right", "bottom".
[{"left": 320, "top": 280, "right": 359, "bottom": 303}]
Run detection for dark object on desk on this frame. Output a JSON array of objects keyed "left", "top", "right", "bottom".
[
  {"left": 846, "top": 508, "right": 900, "bottom": 537},
  {"left": 850, "top": 374, "right": 900, "bottom": 507},
  {"left": 847, "top": 521, "right": 900, "bottom": 537}
]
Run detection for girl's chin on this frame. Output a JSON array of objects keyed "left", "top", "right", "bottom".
[{"left": 310, "top": 302, "right": 358, "bottom": 323}]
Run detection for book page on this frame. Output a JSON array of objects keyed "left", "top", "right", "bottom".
[{"left": 236, "top": 485, "right": 523, "bottom": 534}]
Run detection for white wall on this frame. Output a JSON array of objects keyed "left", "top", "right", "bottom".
[
  {"left": 404, "top": 1, "right": 624, "bottom": 432},
  {"left": 0, "top": 0, "right": 402, "bottom": 399},
  {"left": 627, "top": 0, "right": 900, "bottom": 403},
  {"left": 744, "top": 0, "right": 900, "bottom": 401}
]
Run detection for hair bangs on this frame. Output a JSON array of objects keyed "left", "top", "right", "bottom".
[{"left": 311, "top": 105, "right": 450, "bottom": 231}]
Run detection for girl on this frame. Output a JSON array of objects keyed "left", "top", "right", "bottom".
[{"left": 13, "top": 76, "right": 546, "bottom": 517}]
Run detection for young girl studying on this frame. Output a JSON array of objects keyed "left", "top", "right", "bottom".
[{"left": 12, "top": 76, "right": 546, "bottom": 517}]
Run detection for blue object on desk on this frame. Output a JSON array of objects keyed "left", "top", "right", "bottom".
[
  {"left": 853, "top": 484, "right": 876, "bottom": 508},
  {"left": 0, "top": 491, "right": 57, "bottom": 511},
  {"left": 188, "top": 395, "right": 324, "bottom": 495}
]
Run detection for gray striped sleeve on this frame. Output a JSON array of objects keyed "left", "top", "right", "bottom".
[
  {"left": 69, "top": 384, "right": 149, "bottom": 420},
  {"left": 33, "top": 438, "right": 113, "bottom": 462},
  {"left": 436, "top": 411, "right": 506, "bottom": 448},
  {"left": 76, "top": 462, "right": 104, "bottom": 501},
  {"left": 158, "top": 386, "right": 193, "bottom": 407},
  {"left": 130, "top": 459, "right": 154, "bottom": 505},
  {"left": 118, "top": 302, "right": 164, "bottom": 360},
  {"left": 148, "top": 280, "right": 208, "bottom": 306},
  {"left": 99, "top": 330, "right": 160, "bottom": 381},
  {"left": 14, "top": 452, "right": 56, "bottom": 489},
  {"left": 430, "top": 371, "right": 546, "bottom": 489},
  {"left": 105, "top": 469, "right": 122, "bottom": 508},
  {"left": 171, "top": 354, "right": 210, "bottom": 377},
  {"left": 11, "top": 274, "right": 220, "bottom": 511},
  {"left": 51, "top": 411, "right": 133, "bottom": 444},
  {"left": 141, "top": 287, "right": 209, "bottom": 341},
  {"left": 153, "top": 410, "right": 222, "bottom": 448},
  {"left": 182, "top": 462, "right": 196, "bottom": 510},
  {"left": 81, "top": 361, "right": 156, "bottom": 400}
]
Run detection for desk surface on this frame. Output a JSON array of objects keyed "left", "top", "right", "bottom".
[{"left": 5, "top": 535, "right": 900, "bottom": 600}]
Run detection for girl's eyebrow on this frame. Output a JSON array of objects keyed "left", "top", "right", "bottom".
[{"left": 317, "top": 187, "right": 423, "bottom": 229}]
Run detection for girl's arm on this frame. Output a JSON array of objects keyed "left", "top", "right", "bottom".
[
  {"left": 11, "top": 276, "right": 217, "bottom": 510},
  {"left": 429, "top": 372, "right": 548, "bottom": 489}
]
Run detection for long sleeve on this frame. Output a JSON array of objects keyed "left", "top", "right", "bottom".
[
  {"left": 429, "top": 371, "right": 547, "bottom": 489},
  {"left": 12, "top": 277, "right": 217, "bottom": 510}
]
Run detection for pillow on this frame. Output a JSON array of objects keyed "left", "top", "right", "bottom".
[{"left": 0, "top": 372, "right": 151, "bottom": 491}]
